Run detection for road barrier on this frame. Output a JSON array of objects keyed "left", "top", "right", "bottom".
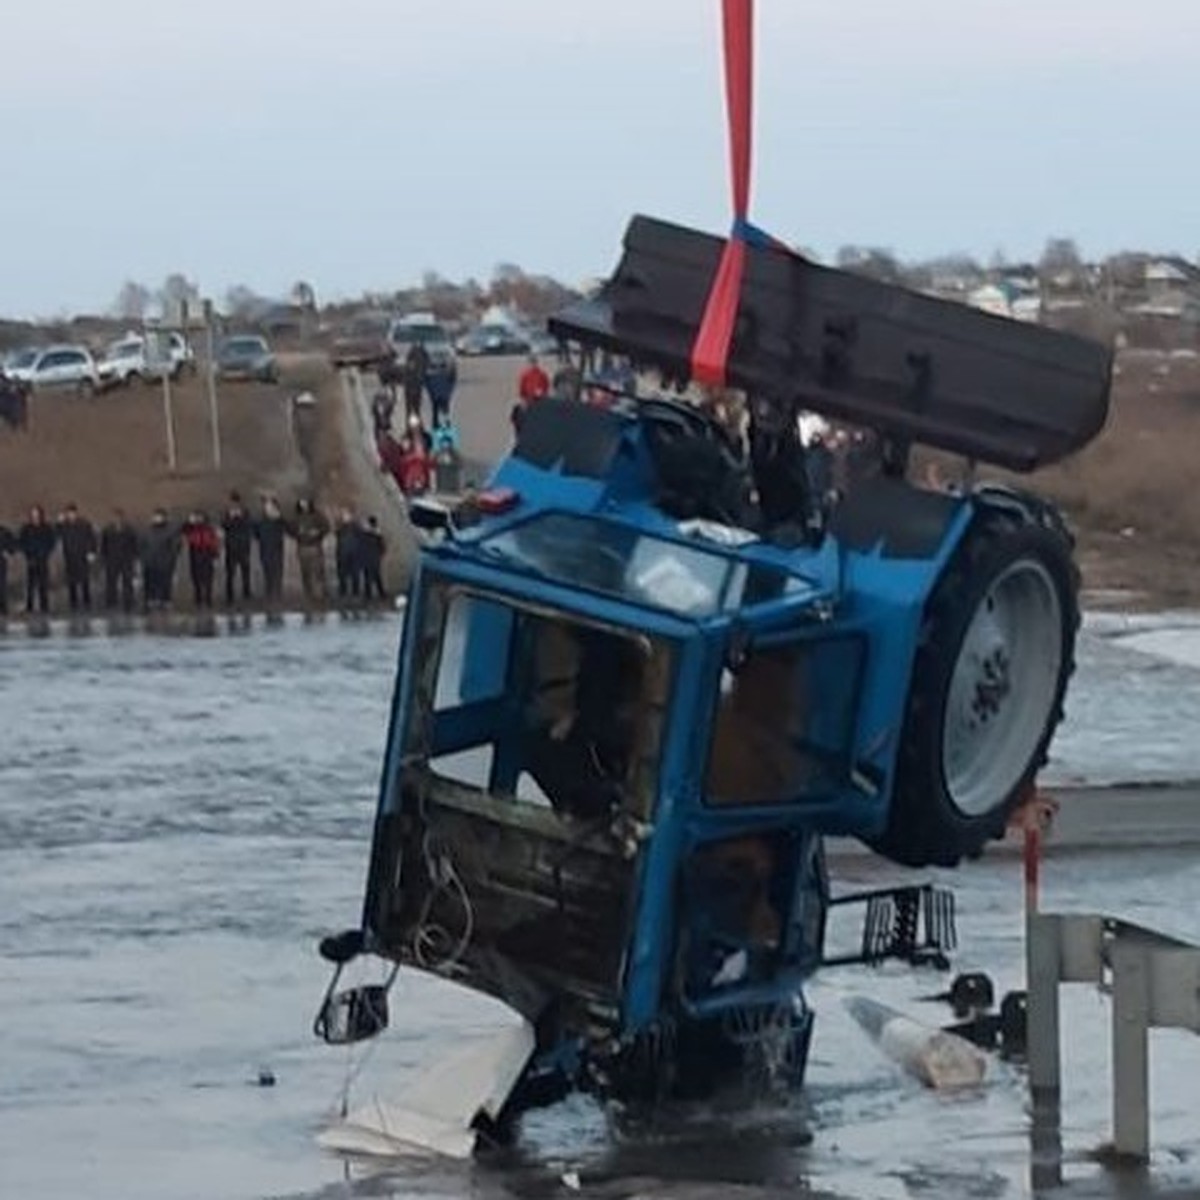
[{"left": 1027, "top": 912, "right": 1200, "bottom": 1162}]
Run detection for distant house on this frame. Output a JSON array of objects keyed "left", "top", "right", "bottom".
[
  {"left": 1011, "top": 295, "right": 1043, "bottom": 323},
  {"left": 1134, "top": 257, "right": 1200, "bottom": 323},
  {"left": 997, "top": 266, "right": 1040, "bottom": 296},
  {"left": 1128, "top": 292, "right": 1200, "bottom": 322},
  {"left": 1145, "top": 257, "right": 1197, "bottom": 293},
  {"left": 965, "top": 280, "right": 1040, "bottom": 322},
  {"left": 967, "top": 283, "right": 1013, "bottom": 317}
]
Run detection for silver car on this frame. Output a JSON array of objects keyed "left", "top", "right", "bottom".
[{"left": 27, "top": 345, "right": 101, "bottom": 394}]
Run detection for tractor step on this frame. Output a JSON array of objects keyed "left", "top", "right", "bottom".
[{"left": 822, "top": 883, "right": 957, "bottom": 970}]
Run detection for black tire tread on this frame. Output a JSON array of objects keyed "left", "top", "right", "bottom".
[{"left": 871, "top": 499, "right": 1081, "bottom": 869}]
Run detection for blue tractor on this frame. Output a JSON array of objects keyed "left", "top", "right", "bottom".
[{"left": 315, "top": 215, "right": 1112, "bottom": 1137}]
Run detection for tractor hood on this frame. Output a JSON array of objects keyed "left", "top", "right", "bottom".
[{"left": 548, "top": 215, "right": 1113, "bottom": 473}]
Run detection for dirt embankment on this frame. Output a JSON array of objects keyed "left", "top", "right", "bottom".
[
  {"left": 915, "top": 352, "right": 1200, "bottom": 607},
  {"left": 0, "top": 354, "right": 412, "bottom": 604},
  {"left": 1009, "top": 354, "right": 1200, "bottom": 605},
  {"left": 2, "top": 368, "right": 306, "bottom": 520}
]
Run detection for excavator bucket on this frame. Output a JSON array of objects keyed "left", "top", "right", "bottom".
[{"left": 549, "top": 215, "right": 1113, "bottom": 472}]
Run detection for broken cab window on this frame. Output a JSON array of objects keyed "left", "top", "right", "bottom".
[
  {"left": 412, "top": 580, "right": 673, "bottom": 823},
  {"left": 705, "top": 637, "right": 863, "bottom": 806}
]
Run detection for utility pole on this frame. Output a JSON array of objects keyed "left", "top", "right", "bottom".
[
  {"left": 162, "top": 362, "right": 178, "bottom": 473},
  {"left": 204, "top": 298, "right": 222, "bottom": 470},
  {"left": 149, "top": 315, "right": 178, "bottom": 472}
]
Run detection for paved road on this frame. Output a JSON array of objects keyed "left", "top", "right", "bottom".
[
  {"left": 336, "top": 355, "right": 525, "bottom": 583},
  {"left": 827, "top": 781, "right": 1200, "bottom": 861},
  {"left": 445, "top": 354, "right": 526, "bottom": 478},
  {"left": 353, "top": 353, "right": 525, "bottom": 477}
]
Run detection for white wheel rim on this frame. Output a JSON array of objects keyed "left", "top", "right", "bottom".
[{"left": 941, "top": 558, "right": 1063, "bottom": 818}]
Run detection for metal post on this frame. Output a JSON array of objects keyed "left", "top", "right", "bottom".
[
  {"left": 162, "top": 368, "right": 177, "bottom": 472},
  {"left": 1111, "top": 941, "right": 1151, "bottom": 1161},
  {"left": 205, "top": 307, "right": 221, "bottom": 471},
  {"left": 1026, "top": 913, "right": 1062, "bottom": 1097}
]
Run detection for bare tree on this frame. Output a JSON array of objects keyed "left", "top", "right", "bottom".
[
  {"left": 113, "top": 280, "right": 151, "bottom": 321},
  {"left": 291, "top": 280, "right": 317, "bottom": 311},
  {"left": 492, "top": 262, "right": 524, "bottom": 285},
  {"left": 1039, "top": 237, "right": 1083, "bottom": 283},
  {"left": 158, "top": 272, "right": 201, "bottom": 323},
  {"left": 835, "top": 245, "right": 903, "bottom": 283},
  {"left": 225, "top": 284, "right": 265, "bottom": 319}
]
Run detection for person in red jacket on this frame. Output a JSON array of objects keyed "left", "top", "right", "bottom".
[
  {"left": 518, "top": 354, "right": 550, "bottom": 404},
  {"left": 398, "top": 432, "right": 432, "bottom": 495},
  {"left": 512, "top": 355, "right": 551, "bottom": 435},
  {"left": 182, "top": 511, "right": 220, "bottom": 609}
]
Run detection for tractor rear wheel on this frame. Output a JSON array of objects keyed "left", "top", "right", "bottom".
[{"left": 872, "top": 507, "right": 1079, "bottom": 868}]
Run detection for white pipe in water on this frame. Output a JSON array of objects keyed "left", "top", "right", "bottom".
[{"left": 845, "top": 995, "right": 987, "bottom": 1090}]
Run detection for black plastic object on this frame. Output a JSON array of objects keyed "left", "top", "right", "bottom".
[
  {"left": 942, "top": 989, "right": 1028, "bottom": 1058},
  {"left": 548, "top": 215, "right": 1113, "bottom": 472},
  {"left": 318, "top": 928, "right": 365, "bottom": 964},
  {"left": 922, "top": 970, "right": 996, "bottom": 1017}
]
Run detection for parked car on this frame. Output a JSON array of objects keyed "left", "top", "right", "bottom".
[
  {"left": 456, "top": 323, "right": 530, "bottom": 357},
  {"left": 164, "top": 332, "right": 196, "bottom": 376},
  {"left": 26, "top": 345, "right": 102, "bottom": 394},
  {"left": 215, "top": 334, "right": 277, "bottom": 383},
  {"left": 2, "top": 347, "right": 41, "bottom": 383},
  {"left": 527, "top": 329, "right": 560, "bottom": 358},
  {"left": 387, "top": 314, "right": 457, "bottom": 381},
  {"left": 98, "top": 332, "right": 195, "bottom": 386},
  {"left": 331, "top": 313, "right": 392, "bottom": 369}
]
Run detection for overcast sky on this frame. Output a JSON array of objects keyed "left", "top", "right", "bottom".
[{"left": 4, "top": 0, "right": 1198, "bottom": 317}]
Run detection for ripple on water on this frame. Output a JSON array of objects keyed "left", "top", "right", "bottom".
[{"left": 2, "top": 614, "right": 1199, "bottom": 1200}]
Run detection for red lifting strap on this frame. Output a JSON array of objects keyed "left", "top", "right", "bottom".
[{"left": 691, "top": 0, "right": 755, "bottom": 389}]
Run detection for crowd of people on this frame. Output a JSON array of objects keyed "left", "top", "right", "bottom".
[
  {"left": 0, "top": 491, "right": 389, "bottom": 617},
  {"left": 371, "top": 343, "right": 465, "bottom": 497}
]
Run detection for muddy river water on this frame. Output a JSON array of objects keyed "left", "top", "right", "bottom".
[{"left": 2, "top": 610, "right": 1199, "bottom": 1200}]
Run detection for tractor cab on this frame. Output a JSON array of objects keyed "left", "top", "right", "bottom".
[
  {"left": 354, "top": 493, "right": 852, "bottom": 1081},
  {"left": 317, "top": 396, "right": 959, "bottom": 1118}
]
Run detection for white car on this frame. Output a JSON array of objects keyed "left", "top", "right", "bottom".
[
  {"left": 387, "top": 314, "right": 458, "bottom": 380},
  {"left": 98, "top": 332, "right": 194, "bottom": 385},
  {"left": 27, "top": 345, "right": 101, "bottom": 393},
  {"left": 98, "top": 337, "right": 153, "bottom": 385}
]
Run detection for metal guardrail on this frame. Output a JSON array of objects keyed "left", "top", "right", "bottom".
[{"left": 1027, "top": 912, "right": 1200, "bottom": 1162}]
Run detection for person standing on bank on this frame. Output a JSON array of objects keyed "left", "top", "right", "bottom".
[
  {"left": 18, "top": 505, "right": 56, "bottom": 615},
  {"left": 0, "top": 521, "right": 15, "bottom": 615},
  {"left": 289, "top": 498, "right": 330, "bottom": 604},
  {"left": 183, "top": 511, "right": 220, "bottom": 609},
  {"left": 334, "top": 508, "right": 363, "bottom": 601},
  {"left": 141, "top": 508, "right": 181, "bottom": 611},
  {"left": 255, "top": 496, "right": 287, "bottom": 607},
  {"left": 221, "top": 490, "right": 254, "bottom": 606},
  {"left": 100, "top": 508, "right": 140, "bottom": 613},
  {"left": 403, "top": 341, "right": 429, "bottom": 423},
  {"left": 58, "top": 503, "right": 98, "bottom": 613},
  {"left": 360, "top": 516, "right": 386, "bottom": 602}
]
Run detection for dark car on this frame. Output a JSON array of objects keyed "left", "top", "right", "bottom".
[
  {"left": 216, "top": 335, "right": 277, "bottom": 383},
  {"left": 331, "top": 313, "right": 392, "bottom": 369},
  {"left": 457, "top": 323, "right": 530, "bottom": 357}
]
